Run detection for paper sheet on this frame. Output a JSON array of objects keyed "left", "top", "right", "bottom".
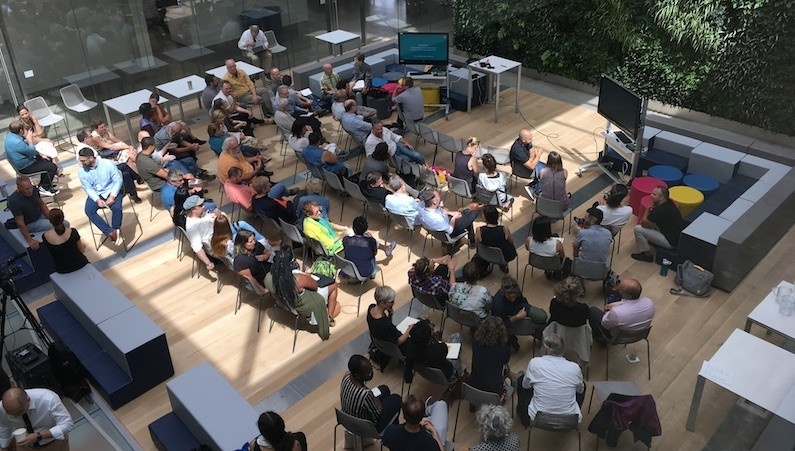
[
  {"left": 446, "top": 342, "right": 461, "bottom": 360},
  {"left": 396, "top": 317, "right": 420, "bottom": 334},
  {"left": 300, "top": 88, "right": 312, "bottom": 97}
]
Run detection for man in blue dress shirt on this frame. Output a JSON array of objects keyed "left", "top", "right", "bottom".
[{"left": 77, "top": 148, "right": 124, "bottom": 245}]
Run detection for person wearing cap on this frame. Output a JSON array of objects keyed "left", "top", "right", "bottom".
[
  {"left": 183, "top": 195, "right": 219, "bottom": 271},
  {"left": 572, "top": 207, "right": 613, "bottom": 265}
]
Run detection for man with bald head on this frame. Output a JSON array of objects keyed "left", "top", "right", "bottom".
[
  {"left": 509, "top": 129, "right": 545, "bottom": 200},
  {"left": 237, "top": 24, "right": 271, "bottom": 72},
  {"left": 588, "top": 278, "right": 655, "bottom": 346},
  {"left": 319, "top": 63, "right": 340, "bottom": 97},
  {"left": 0, "top": 387, "right": 73, "bottom": 450},
  {"left": 223, "top": 59, "right": 273, "bottom": 115}
]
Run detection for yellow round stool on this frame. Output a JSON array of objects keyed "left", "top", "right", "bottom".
[{"left": 668, "top": 186, "right": 704, "bottom": 217}]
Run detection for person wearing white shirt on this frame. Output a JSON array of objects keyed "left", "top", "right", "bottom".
[
  {"left": 385, "top": 177, "right": 421, "bottom": 226},
  {"left": 596, "top": 183, "right": 633, "bottom": 231},
  {"left": 183, "top": 195, "right": 218, "bottom": 271},
  {"left": 237, "top": 25, "right": 271, "bottom": 71},
  {"left": 417, "top": 189, "right": 480, "bottom": 251},
  {"left": 0, "top": 388, "right": 74, "bottom": 450},
  {"left": 520, "top": 333, "right": 585, "bottom": 423},
  {"left": 364, "top": 121, "right": 425, "bottom": 164}
]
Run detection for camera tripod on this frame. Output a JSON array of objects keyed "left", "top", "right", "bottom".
[{"left": 0, "top": 253, "right": 51, "bottom": 363}]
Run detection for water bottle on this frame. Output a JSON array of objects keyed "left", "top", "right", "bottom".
[
  {"left": 659, "top": 258, "right": 671, "bottom": 277},
  {"left": 187, "top": 80, "right": 193, "bottom": 90}
]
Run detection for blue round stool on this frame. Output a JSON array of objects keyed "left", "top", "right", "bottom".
[
  {"left": 684, "top": 173, "right": 720, "bottom": 198},
  {"left": 648, "top": 165, "right": 684, "bottom": 186},
  {"left": 381, "top": 72, "right": 404, "bottom": 82},
  {"left": 371, "top": 77, "right": 387, "bottom": 88}
]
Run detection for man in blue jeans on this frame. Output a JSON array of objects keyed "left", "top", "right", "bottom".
[{"left": 77, "top": 148, "right": 125, "bottom": 245}]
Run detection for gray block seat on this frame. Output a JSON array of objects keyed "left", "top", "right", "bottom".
[
  {"left": 688, "top": 142, "right": 745, "bottom": 183},
  {"left": 38, "top": 265, "right": 174, "bottom": 409},
  {"left": 639, "top": 131, "right": 702, "bottom": 173},
  {"left": 165, "top": 362, "right": 259, "bottom": 451},
  {"left": 677, "top": 213, "right": 734, "bottom": 272}
]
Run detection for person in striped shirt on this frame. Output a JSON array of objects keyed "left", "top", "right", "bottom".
[{"left": 340, "top": 354, "right": 402, "bottom": 432}]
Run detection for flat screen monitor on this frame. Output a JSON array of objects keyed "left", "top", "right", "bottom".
[
  {"left": 597, "top": 75, "right": 643, "bottom": 140},
  {"left": 398, "top": 32, "right": 449, "bottom": 65}
]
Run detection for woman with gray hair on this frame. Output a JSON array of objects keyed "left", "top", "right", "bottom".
[
  {"left": 464, "top": 404, "right": 520, "bottom": 451},
  {"left": 367, "top": 286, "right": 412, "bottom": 371}
]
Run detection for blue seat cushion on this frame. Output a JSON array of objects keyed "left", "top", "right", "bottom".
[
  {"left": 149, "top": 412, "right": 201, "bottom": 451},
  {"left": 640, "top": 149, "right": 689, "bottom": 172}
]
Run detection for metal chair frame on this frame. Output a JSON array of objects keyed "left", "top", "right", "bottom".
[
  {"left": 87, "top": 191, "right": 143, "bottom": 256},
  {"left": 603, "top": 327, "right": 652, "bottom": 380},
  {"left": 342, "top": 177, "right": 369, "bottom": 217},
  {"left": 452, "top": 383, "right": 502, "bottom": 440},
  {"left": 525, "top": 411, "right": 581, "bottom": 451},
  {"left": 237, "top": 276, "right": 267, "bottom": 333},
  {"left": 531, "top": 197, "right": 573, "bottom": 236},
  {"left": 385, "top": 212, "right": 416, "bottom": 262},
  {"left": 522, "top": 253, "right": 563, "bottom": 290},
  {"left": 335, "top": 254, "right": 384, "bottom": 316},
  {"left": 409, "top": 285, "right": 447, "bottom": 330},
  {"left": 476, "top": 242, "right": 518, "bottom": 276},
  {"left": 422, "top": 229, "right": 470, "bottom": 259}
]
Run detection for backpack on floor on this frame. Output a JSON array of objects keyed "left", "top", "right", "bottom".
[
  {"left": 48, "top": 341, "right": 91, "bottom": 403},
  {"left": 672, "top": 260, "right": 713, "bottom": 297}
]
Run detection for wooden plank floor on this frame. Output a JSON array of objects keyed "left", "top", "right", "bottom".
[{"left": 10, "top": 86, "right": 794, "bottom": 450}]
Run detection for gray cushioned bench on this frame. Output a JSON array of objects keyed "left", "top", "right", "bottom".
[
  {"left": 667, "top": 138, "right": 794, "bottom": 291},
  {"left": 37, "top": 264, "right": 174, "bottom": 408},
  {"left": 152, "top": 362, "right": 259, "bottom": 450}
]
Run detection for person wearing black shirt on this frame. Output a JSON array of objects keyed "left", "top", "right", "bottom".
[
  {"left": 382, "top": 395, "right": 447, "bottom": 451},
  {"left": 548, "top": 277, "right": 590, "bottom": 327},
  {"left": 367, "top": 286, "right": 412, "bottom": 371},
  {"left": 491, "top": 276, "right": 547, "bottom": 352},
  {"left": 360, "top": 171, "right": 391, "bottom": 206},
  {"left": 632, "top": 186, "right": 684, "bottom": 262}
]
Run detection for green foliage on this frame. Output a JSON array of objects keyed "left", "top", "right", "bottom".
[{"left": 452, "top": 0, "right": 795, "bottom": 135}]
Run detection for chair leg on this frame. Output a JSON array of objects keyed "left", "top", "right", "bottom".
[
  {"left": 588, "top": 385, "right": 595, "bottom": 413},
  {"left": 522, "top": 264, "right": 529, "bottom": 291},
  {"left": 292, "top": 315, "right": 299, "bottom": 352},
  {"left": 526, "top": 427, "right": 532, "bottom": 451},
  {"left": 256, "top": 295, "right": 264, "bottom": 333},
  {"left": 453, "top": 397, "right": 462, "bottom": 441},
  {"left": 646, "top": 339, "right": 651, "bottom": 380},
  {"left": 605, "top": 345, "right": 610, "bottom": 380}
]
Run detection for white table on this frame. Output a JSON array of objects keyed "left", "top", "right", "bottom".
[
  {"left": 745, "top": 281, "right": 795, "bottom": 344},
  {"left": 686, "top": 329, "right": 795, "bottom": 431},
  {"left": 467, "top": 56, "right": 522, "bottom": 123},
  {"left": 205, "top": 61, "right": 264, "bottom": 80},
  {"left": 314, "top": 29, "right": 360, "bottom": 59},
  {"left": 156, "top": 75, "right": 206, "bottom": 121},
  {"left": 103, "top": 89, "right": 168, "bottom": 141}
]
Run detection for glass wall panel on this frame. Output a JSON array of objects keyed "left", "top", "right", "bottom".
[{"left": 0, "top": 0, "right": 454, "bottom": 142}]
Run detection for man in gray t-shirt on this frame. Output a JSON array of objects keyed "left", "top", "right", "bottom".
[
  {"left": 392, "top": 77, "right": 424, "bottom": 126},
  {"left": 573, "top": 207, "right": 613, "bottom": 264}
]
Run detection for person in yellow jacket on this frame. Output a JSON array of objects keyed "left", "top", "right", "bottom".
[{"left": 302, "top": 201, "right": 347, "bottom": 254}]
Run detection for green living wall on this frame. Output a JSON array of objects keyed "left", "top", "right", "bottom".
[{"left": 453, "top": 0, "right": 795, "bottom": 136}]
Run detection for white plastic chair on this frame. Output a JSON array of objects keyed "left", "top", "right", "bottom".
[
  {"left": 24, "top": 97, "right": 70, "bottom": 148},
  {"left": 264, "top": 30, "right": 287, "bottom": 66},
  {"left": 59, "top": 84, "right": 98, "bottom": 113}
]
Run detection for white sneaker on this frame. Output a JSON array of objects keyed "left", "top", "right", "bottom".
[
  {"left": 114, "top": 230, "right": 124, "bottom": 246},
  {"left": 38, "top": 187, "right": 58, "bottom": 196}
]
